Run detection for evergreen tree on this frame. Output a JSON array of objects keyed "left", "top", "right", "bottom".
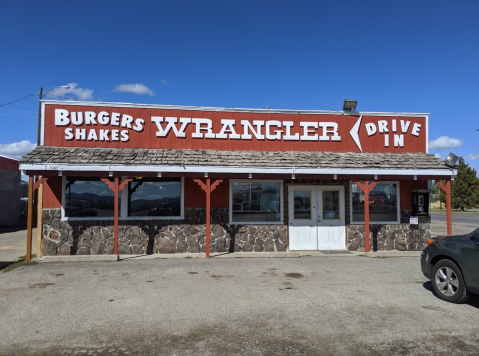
[{"left": 450, "top": 157, "right": 479, "bottom": 210}]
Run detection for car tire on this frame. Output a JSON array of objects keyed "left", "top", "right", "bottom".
[{"left": 431, "top": 259, "right": 471, "bottom": 303}]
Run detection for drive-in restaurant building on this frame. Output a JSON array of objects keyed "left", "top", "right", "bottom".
[{"left": 19, "top": 100, "right": 457, "bottom": 257}]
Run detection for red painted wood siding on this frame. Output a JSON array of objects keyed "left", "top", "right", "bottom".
[
  {"left": 43, "top": 104, "right": 427, "bottom": 153},
  {"left": 0, "top": 156, "right": 19, "bottom": 172},
  {"left": 43, "top": 176, "right": 62, "bottom": 209},
  {"left": 185, "top": 178, "right": 229, "bottom": 208}
]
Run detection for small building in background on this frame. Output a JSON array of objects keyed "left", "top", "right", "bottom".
[{"left": 0, "top": 155, "right": 21, "bottom": 227}]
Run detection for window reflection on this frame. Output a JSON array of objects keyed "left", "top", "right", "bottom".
[
  {"left": 232, "top": 182, "right": 281, "bottom": 222},
  {"left": 128, "top": 178, "right": 181, "bottom": 217},
  {"left": 323, "top": 190, "right": 340, "bottom": 220},
  {"left": 352, "top": 183, "right": 398, "bottom": 222},
  {"left": 294, "top": 190, "right": 311, "bottom": 220},
  {"left": 66, "top": 178, "right": 114, "bottom": 217}
]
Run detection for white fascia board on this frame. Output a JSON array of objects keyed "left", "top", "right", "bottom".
[
  {"left": 40, "top": 99, "right": 429, "bottom": 118},
  {"left": 19, "top": 163, "right": 456, "bottom": 177}
]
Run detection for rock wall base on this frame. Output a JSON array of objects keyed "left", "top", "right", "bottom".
[
  {"left": 41, "top": 208, "right": 288, "bottom": 256},
  {"left": 347, "top": 212, "right": 431, "bottom": 252}
]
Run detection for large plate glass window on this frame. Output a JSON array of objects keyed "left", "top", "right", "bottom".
[
  {"left": 231, "top": 181, "right": 282, "bottom": 223},
  {"left": 128, "top": 178, "right": 181, "bottom": 217},
  {"left": 65, "top": 178, "right": 114, "bottom": 217},
  {"left": 351, "top": 182, "right": 399, "bottom": 223}
]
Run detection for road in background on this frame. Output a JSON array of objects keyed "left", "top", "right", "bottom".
[{"left": 430, "top": 212, "right": 479, "bottom": 229}]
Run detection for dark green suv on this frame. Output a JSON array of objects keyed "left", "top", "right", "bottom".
[{"left": 420, "top": 228, "right": 479, "bottom": 303}]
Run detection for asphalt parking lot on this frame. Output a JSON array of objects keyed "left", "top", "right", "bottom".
[{"left": 1, "top": 256, "right": 478, "bottom": 355}]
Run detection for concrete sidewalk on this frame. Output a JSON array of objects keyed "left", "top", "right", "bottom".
[
  {"left": 37, "top": 249, "right": 418, "bottom": 263},
  {"left": 2, "top": 219, "right": 473, "bottom": 266}
]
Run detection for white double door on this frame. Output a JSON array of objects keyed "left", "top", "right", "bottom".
[{"left": 288, "top": 185, "right": 346, "bottom": 250}]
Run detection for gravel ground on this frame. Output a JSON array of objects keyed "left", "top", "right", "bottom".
[{"left": 1, "top": 256, "right": 478, "bottom": 355}]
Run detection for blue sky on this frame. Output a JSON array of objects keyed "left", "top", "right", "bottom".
[{"left": 0, "top": 0, "right": 478, "bottom": 171}]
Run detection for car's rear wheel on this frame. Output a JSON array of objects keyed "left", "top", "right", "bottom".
[{"left": 431, "top": 259, "right": 471, "bottom": 303}]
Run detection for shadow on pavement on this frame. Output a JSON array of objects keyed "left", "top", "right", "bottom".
[
  {"left": 0, "top": 226, "right": 31, "bottom": 234},
  {"left": 422, "top": 281, "right": 479, "bottom": 309},
  {"left": 0, "top": 261, "right": 15, "bottom": 271}
]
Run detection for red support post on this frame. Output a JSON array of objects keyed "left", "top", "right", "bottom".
[
  {"left": 114, "top": 177, "right": 119, "bottom": 254},
  {"left": 354, "top": 180, "right": 378, "bottom": 254},
  {"left": 194, "top": 178, "right": 223, "bottom": 258},
  {"left": 206, "top": 178, "right": 211, "bottom": 258},
  {"left": 436, "top": 180, "right": 452, "bottom": 235},
  {"left": 102, "top": 177, "right": 133, "bottom": 255}
]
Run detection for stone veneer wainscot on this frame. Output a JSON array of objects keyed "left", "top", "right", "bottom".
[
  {"left": 347, "top": 212, "right": 431, "bottom": 252},
  {"left": 41, "top": 208, "right": 288, "bottom": 256}
]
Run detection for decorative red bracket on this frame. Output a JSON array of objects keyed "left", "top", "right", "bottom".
[
  {"left": 101, "top": 177, "right": 133, "bottom": 254},
  {"left": 436, "top": 180, "right": 452, "bottom": 235},
  {"left": 33, "top": 177, "right": 48, "bottom": 191},
  {"left": 193, "top": 178, "right": 223, "bottom": 258},
  {"left": 354, "top": 180, "right": 379, "bottom": 254}
]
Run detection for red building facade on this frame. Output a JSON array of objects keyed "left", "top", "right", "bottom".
[{"left": 20, "top": 101, "right": 455, "bottom": 256}]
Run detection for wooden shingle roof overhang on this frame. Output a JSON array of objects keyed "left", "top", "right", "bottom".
[{"left": 19, "top": 146, "right": 456, "bottom": 179}]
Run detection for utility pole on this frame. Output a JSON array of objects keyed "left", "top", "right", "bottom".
[
  {"left": 36, "top": 87, "right": 43, "bottom": 257},
  {"left": 37, "top": 87, "right": 43, "bottom": 146}
]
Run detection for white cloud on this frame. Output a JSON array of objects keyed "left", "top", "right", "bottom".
[
  {"left": 0, "top": 140, "right": 36, "bottom": 160},
  {"left": 113, "top": 83, "right": 155, "bottom": 96},
  {"left": 467, "top": 153, "right": 479, "bottom": 161},
  {"left": 160, "top": 79, "right": 168, "bottom": 85},
  {"left": 433, "top": 153, "right": 442, "bottom": 159},
  {"left": 46, "top": 82, "right": 94, "bottom": 101},
  {"left": 428, "top": 136, "right": 464, "bottom": 151}
]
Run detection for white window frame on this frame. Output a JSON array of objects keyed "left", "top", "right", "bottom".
[
  {"left": 229, "top": 179, "right": 283, "bottom": 225},
  {"left": 61, "top": 176, "right": 184, "bottom": 221},
  {"left": 349, "top": 180, "right": 401, "bottom": 225}
]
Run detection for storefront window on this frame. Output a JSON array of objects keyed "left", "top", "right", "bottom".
[
  {"left": 351, "top": 182, "right": 399, "bottom": 223},
  {"left": 128, "top": 178, "right": 181, "bottom": 217},
  {"left": 65, "top": 178, "right": 115, "bottom": 217},
  {"left": 231, "top": 181, "right": 282, "bottom": 223}
]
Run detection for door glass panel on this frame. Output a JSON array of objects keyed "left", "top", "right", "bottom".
[
  {"left": 293, "top": 190, "right": 311, "bottom": 220},
  {"left": 322, "top": 190, "right": 340, "bottom": 220}
]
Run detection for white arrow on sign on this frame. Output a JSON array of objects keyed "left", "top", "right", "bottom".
[{"left": 349, "top": 115, "right": 363, "bottom": 152}]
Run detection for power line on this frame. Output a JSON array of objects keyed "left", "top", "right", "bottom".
[
  {"left": 0, "top": 108, "right": 37, "bottom": 114},
  {"left": 0, "top": 93, "right": 39, "bottom": 107},
  {"left": 0, "top": 113, "right": 37, "bottom": 119}
]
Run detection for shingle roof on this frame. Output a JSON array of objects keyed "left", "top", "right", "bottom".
[{"left": 20, "top": 146, "right": 449, "bottom": 170}]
